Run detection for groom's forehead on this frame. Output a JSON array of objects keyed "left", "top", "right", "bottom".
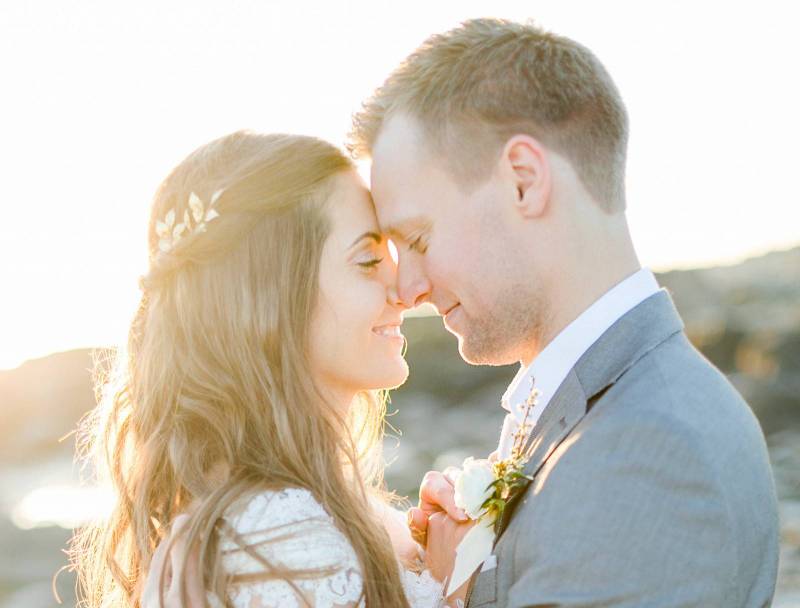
[
  {"left": 378, "top": 214, "right": 430, "bottom": 239},
  {"left": 371, "top": 114, "right": 434, "bottom": 177}
]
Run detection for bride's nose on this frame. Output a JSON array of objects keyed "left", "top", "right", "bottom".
[
  {"left": 384, "top": 263, "right": 406, "bottom": 309},
  {"left": 386, "top": 279, "right": 404, "bottom": 308},
  {"left": 381, "top": 247, "right": 404, "bottom": 307}
]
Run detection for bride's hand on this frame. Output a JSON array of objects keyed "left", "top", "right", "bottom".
[
  {"left": 407, "top": 468, "right": 469, "bottom": 546},
  {"left": 140, "top": 514, "right": 204, "bottom": 608}
]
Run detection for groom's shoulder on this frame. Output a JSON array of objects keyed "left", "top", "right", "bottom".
[
  {"left": 601, "top": 329, "right": 760, "bottom": 440},
  {"left": 505, "top": 329, "right": 779, "bottom": 606},
  {"left": 574, "top": 329, "right": 773, "bottom": 490}
]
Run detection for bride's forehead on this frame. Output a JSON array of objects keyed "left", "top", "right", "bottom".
[{"left": 326, "top": 187, "right": 380, "bottom": 241}]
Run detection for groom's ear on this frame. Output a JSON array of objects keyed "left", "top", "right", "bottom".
[{"left": 499, "top": 135, "right": 551, "bottom": 219}]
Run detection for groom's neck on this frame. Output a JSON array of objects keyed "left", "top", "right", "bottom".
[{"left": 522, "top": 221, "right": 641, "bottom": 367}]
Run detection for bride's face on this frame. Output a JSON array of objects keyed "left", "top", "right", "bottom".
[{"left": 308, "top": 170, "right": 408, "bottom": 402}]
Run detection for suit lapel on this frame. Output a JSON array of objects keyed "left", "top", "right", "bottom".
[
  {"left": 494, "top": 369, "right": 587, "bottom": 538},
  {"left": 572, "top": 289, "right": 683, "bottom": 401},
  {"left": 492, "top": 289, "right": 685, "bottom": 541},
  {"left": 467, "top": 290, "right": 686, "bottom": 606}
]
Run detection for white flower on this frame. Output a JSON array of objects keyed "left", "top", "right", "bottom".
[{"left": 454, "top": 457, "right": 495, "bottom": 520}]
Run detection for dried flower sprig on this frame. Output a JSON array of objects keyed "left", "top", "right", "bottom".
[
  {"left": 447, "top": 378, "right": 540, "bottom": 595},
  {"left": 482, "top": 378, "right": 540, "bottom": 525}
]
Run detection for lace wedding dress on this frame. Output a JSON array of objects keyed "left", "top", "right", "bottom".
[{"left": 208, "top": 487, "right": 444, "bottom": 608}]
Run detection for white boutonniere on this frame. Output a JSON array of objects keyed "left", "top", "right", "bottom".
[{"left": 447, "top": 379, "right": 541, "bottom": 595}]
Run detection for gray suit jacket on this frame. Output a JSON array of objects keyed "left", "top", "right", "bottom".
[{"left": 465, "top": 290, "right": 779, "bottom": 607}]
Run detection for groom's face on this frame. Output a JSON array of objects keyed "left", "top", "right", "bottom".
[{"left": 370, "top": 114, "right": 539, "bottom": 366}]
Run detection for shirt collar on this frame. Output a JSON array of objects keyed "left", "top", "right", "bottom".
[{"left": 501, "top": 268, "right": 661, "bottom": 422}]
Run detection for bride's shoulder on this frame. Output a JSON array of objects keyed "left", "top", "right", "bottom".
[
  {"left": 219, "top": 486, "right": 357, "bottom": 572},
  {"left": 224, "top": 486, "right": 331, "bottom": 533},
  {"left": 217, "top": 487, "right": 365, "bottom": 607}
]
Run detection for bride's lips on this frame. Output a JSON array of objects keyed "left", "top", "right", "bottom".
[{"left": 372, "top": 323, "right": 404, "bottom": 342}]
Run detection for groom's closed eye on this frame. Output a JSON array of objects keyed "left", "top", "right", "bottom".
[
  {"left": 408, "top": 235, "right": 428, "bottom": 254},
  {"left": 384, "top": 218, "right": 432, "bottom": 256}
]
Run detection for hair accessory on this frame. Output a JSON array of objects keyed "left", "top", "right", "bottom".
[{"left": 155, "top": 189, "right": 223, "bottom": 253}]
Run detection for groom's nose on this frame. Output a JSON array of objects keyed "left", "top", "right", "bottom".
[{"left": 397, "top": 259, "right": 432, "bottom": 308}]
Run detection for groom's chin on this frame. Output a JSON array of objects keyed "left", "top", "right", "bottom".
[
  {"left": 442, "top": 311, "right": 510, "bottom": 365},
  {"left": 452, "top": 328, "right": 520, "bottom": 367},
  {"left": 456, "top": 335, "right": 501, "bottom": 367}
]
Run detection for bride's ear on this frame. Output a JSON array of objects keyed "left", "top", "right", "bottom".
[{"left": 500, "top": 135, "right": 551, "bottom": 219}]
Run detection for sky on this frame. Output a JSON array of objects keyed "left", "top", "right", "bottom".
[{"left": 1, "top": 0, "right": 798, "bottom": 371}]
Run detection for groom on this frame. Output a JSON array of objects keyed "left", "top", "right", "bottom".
[{"left": 350, "top": 18, "right": 779, "bottom": 607}]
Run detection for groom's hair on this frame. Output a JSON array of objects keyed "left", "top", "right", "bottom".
[{"left": 349, "top": 18, "right": 629, "bottom": 211}]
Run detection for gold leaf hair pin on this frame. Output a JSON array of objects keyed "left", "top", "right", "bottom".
[{"left": 155, "top": 189, "right": 223, "bottom": 254}]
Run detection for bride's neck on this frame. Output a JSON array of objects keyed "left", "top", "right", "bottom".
[{"left": 316, "top": 380, "right": 357, "bottom": 416}]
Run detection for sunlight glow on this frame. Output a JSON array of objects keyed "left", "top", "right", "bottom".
[
  {"left": 388, "top": 239, "right": 399, "bottom": 265},
  {"left": 1, "top": 1, "right": 797, "bottom": 369},
  {"left": 11, "top": 484, "right": 114, "bottom": 530}
]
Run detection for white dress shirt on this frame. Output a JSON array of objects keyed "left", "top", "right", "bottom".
[{"left": 496, "top": 268, "right": 661, "bottom": 459}]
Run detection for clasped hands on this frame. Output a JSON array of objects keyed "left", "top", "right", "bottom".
[{"left": 408, "top": 467, "right": 475, "bottom": 601}]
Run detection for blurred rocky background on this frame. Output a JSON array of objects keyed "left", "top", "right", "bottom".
[{"left": 1, "top": 245, "right": 798, "bottom": 607}]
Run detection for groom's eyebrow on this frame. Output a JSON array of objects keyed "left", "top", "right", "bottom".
[
  {"left": 348, "top": 231, "right": 382, "bottom": 249},
  {"left": 384, "top": 217, "right": 429, "bottom": 240}
]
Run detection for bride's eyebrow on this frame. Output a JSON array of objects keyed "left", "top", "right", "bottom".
[{"left": 348, "top": 231, "right": 382, "bottom": 250}]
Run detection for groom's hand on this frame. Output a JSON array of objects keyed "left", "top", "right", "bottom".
[
  {"left": 407, "top": 469, "right": 468, "bottom": 546},
  {"left": 425, "top": 511, "right": 474, "bottom": 583}
]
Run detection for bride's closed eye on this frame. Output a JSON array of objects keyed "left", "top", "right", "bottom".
[{"left": 358, "top": 257, "right": 384, "bottom": 270}]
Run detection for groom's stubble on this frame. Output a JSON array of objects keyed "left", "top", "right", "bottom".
[{"left": 457, "top": 275, "right": 551, "bottom": 367}]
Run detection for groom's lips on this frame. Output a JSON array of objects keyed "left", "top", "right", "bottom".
[{"left": 443, "top": 303, "right": 461, "bottom": 319}]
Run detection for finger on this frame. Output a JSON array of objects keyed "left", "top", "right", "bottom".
[
  {"left": 427, "top": 511, "right": 449, "bottom": 531},
  {"left": 419, "top": 471, "right": 446, "bottom": 501},
  {"left": 407, "top": 507, "right": 428, "bottom": 546},
  {"left": 442, "top": 466, "right": 461, "bottom": 485},
  {"left": 429, "top": 511, "right": 449, "bottom": 523},
  {"left": 419, "top": 472, "right": 451, "bottom": 509},
  {"left": 164, "top": 515, "right": 194, "bottom": 608},
  {"left": 141, "top": 534, "right": 171, "bottom": 607},
  {"left": 408, "top": 507, "right": 429, "bottom": 533},
  {"left": 182, "top": 541, "right": 205, "bottom": 607},
  {"left": 420, "top": 473, "right": 468, "bottom": 521}
]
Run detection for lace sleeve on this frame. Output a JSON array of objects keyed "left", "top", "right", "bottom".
[
  {"left": 401, "top": 567, "right": 446, "bottom": 608},
  {"left": 213, "top": 488, "right": 364, "bottom": 608}
]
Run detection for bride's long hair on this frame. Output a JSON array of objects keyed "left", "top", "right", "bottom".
[{"left": 70, "top": 131, "right": 410, "bottom": 607}]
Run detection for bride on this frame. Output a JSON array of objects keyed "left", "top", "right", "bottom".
[{"left": 70, "top": 131, "right": 455, "bottom": 607}]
